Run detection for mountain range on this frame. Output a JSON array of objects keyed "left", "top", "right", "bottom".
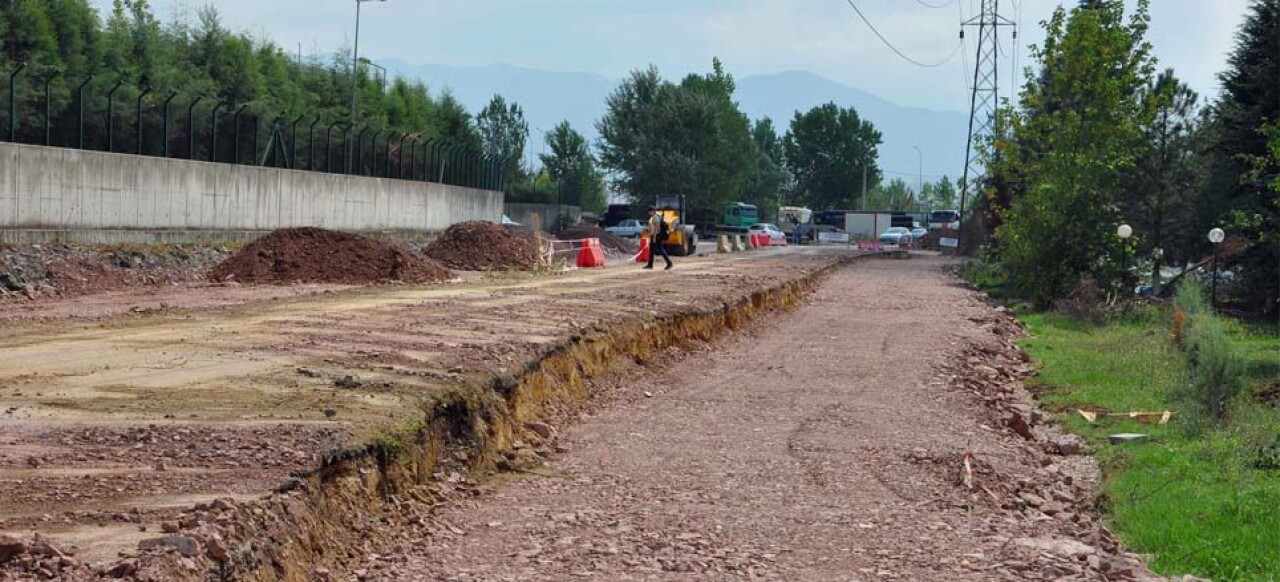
[{"left": 379, "top": 59, "right": 970, "bottom": 194}]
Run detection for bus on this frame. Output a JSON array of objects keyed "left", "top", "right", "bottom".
[{"left": 928, "top": 210, "right": 961, "bottom": 230}]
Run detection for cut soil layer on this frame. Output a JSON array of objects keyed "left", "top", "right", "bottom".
[
  {"left": 424, "top": 221, "right": 540, "bottom": 271},
  {"left": 210, "top": 227, "right": 451, "bottom": 285}
]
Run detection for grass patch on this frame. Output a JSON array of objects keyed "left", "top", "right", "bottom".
[{"left": 1018, "top": 309, "right": 1280, "bottom": 580}]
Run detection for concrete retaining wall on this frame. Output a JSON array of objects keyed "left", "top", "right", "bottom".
[
  {"left": 0, "top": 142, "right": 503, "bottom": 244},
  {"left": 503, "top": 203, "right": 581, "bottom": 231}
]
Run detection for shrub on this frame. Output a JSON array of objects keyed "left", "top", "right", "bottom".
[
  {"left": 1174, "top": 280, "right": 1209, "bottom": 321},
  {"left": 1054, "top": 277, "right": 1108, "bottom": 324},
  {"left": 1177, "top": 314, "right": 1246, "bottom": 426}
]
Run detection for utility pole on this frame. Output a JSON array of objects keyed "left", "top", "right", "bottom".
[
  {"left": 959, "top": 0, "right": 1015, "bottom": 248},
  {"left": 861, "top": 165, "right": 868, "bottom": 211}
]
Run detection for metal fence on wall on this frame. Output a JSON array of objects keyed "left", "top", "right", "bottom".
[{"left": 1, "top": 65, "right": 506, "bottom": 191}]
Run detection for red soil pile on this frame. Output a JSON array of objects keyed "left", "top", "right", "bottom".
[
  {"left": 424, "top": 221, "right": 541, "bottom": 271},
  {"left": 211, "top": 228, "right": 450, "bottom": 285}
]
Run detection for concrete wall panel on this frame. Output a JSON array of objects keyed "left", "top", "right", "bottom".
[{"left": 0, "top": 142, "right": 501, "bottom": 242}]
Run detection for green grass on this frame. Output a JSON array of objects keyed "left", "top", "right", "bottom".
[{"left": 1019, "top": 310, "right": 1280, "bottom": 581}]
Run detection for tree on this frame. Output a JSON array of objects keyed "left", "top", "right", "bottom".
[
  {"left": 931, "top": 176, "right": 958, "bottom": 209},
  {"left": 597, "top": 60, "right": 760, "bottom": 225},
  {"left": 744, "top": 117, "right": 790, "bottom": 218},
  {"left": 1122, "top": 69, "right": 1203, "bottom": 281},
  {"left": 2, "top": 0, "right": 58, "bottom": 65},
  {"left": 540, "top": 121, "right": 606, "bottom": 213},
  {"left": 476, "top": 94, "right": 528, "bottom": 188},
  {"left": 783, "top": 102, "right": 882, "bottom": 210},
  {"left": 1208, "top": 0, "right": 1280, "bottom": 317},
  {"left": 993, "top": 1, "right": 1156, "bottom": 306}
]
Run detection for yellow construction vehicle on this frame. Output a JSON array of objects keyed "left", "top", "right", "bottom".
[{"left": 644, "top": 195, "right": 699, "bottom": 256}]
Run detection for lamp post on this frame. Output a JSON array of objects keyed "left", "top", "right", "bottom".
[
  {"left": 1117, "top": 224, "right": 1133, "bottom": 294},
  {"left": 912, "top": 145, "right": 923, "bottom": 205},
  {"left": 1209, "top": 228, "right": 1225, "bottom": 309},
  {"left": 348, "top": 0, "right": 387, "bottom": 173},
  {"left": 358, "top": 57, "right": 386, "bottom": 91}
]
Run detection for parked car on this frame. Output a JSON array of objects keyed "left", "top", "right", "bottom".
[
  {"left": 910, "top": 227, "right": 928, "bottom": 242},
  {"left": 748, "top": 223, "right": 788, "bottom": 246},
  {"left": 879, "top": 227, "right": 914, "bottom": 245},
  {"left": 605, "top": 218, "right": 646, "bottom": 238}
]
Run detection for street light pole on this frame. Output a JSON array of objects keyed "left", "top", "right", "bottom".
[
  {"left": 912, "top": 146, "right": 923, "bottom": 206},
  {"left": 1209, "top": 228, "right": 1225, "bottom": 310},
  {"left": 349, "top": 0, "right": 386, "bottom": 173},
  {"left": 1117, "top": 224, "right": 1133, "bottom": 294}
]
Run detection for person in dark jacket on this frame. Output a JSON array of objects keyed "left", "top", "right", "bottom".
[{"left": 644, "top": 206, "right": 673, "bottom": 270}]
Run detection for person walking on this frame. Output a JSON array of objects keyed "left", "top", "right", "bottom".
[{"left": 644, "top": 206, "right": 673, "bottom": 271}]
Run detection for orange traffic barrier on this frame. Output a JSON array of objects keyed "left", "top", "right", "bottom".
[
  {"left": 636, "top": 237, "right": 650, "bottom": 263},
  {"left": 748, "top": 233, "right": 759, "bottom": 249},
  {"left": 577, "top": 238, "right": 605, "bottom": 268}
]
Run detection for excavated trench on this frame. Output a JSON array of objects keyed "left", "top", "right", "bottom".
[{"left": 123, "top": 256, "right": 855, "bottom": 581}]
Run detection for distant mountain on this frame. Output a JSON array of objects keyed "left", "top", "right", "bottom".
[{"left": 379, "top": 60, "right": 969, "bottom": 190}]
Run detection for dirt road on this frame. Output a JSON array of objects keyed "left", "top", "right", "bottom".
[
  {"left": 0, "top": 249, "right": 837, "bottom": 566},
  {"left": 351, "top": 255, "right": 1156, "bottom": 581}
]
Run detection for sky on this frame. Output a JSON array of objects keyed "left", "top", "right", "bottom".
[{"left": 90, "top": 0, "right": 1252, "bottom": 113}]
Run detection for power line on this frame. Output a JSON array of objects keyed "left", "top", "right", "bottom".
[
  {"left": 840, "top": 0, "right": 965, "bottom": 68},
  {"left": 913, "top": 0, "right": 958, "bottom": 8}
]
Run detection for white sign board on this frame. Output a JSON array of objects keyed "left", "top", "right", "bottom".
[
  {"left": 940, "top": 237, "right": 959, "bottom": 248},
  {"left": 818, "top": 231, "right": 851, "bottom": 244}
]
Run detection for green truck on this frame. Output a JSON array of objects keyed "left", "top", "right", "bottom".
[{"left": 717, "top": 202, "right": 760, "bottom": 233}]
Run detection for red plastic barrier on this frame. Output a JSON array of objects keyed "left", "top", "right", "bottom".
[
  {"left": 748, "top": 233, "right": 759, "bottom": 249},
  {"left": 577, "top": 238, "right": 605, "bottom": 268},
  {"left": 636, "top": 237, "right": 650, "bottom": 263}
]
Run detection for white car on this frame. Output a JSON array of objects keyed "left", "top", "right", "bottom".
[
  {"left": 604, "top": 219, "right": 646, "bottom": 238},
  {"left": 748, "top": 223, "right": 787, "bottom": 246},
  {"left": 879, "top": 227, "right": 914, "bottom": 246}
]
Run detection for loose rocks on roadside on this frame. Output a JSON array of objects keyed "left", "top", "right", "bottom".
[
  {"left": 424, "top": 221, "right": 540, "bottom": 271},
  {"left": 211, "top": 227, "right": 451, "bottom": 285}
]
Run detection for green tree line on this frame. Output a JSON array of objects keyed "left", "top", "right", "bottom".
[
  {"left": 979, "top": 0, "right": 1280, "bottom": 318},
  {"left": 597, "top": 59, "right": 895, "bottom": 226},
  {"left": 0, "top": 0, "right": 484, "bottom": 180}
]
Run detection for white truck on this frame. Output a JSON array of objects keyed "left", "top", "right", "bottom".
[
  {"left": 843, "top": 212, "right": 895, "bottom": 240},
  {"left": 775, "top": 206, "right": 813, "bottom": 235}
]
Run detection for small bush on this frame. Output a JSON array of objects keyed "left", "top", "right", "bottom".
[
  {"left": 1174, "top": 282, "right": 1208, "bottom": 322},
  {"left": 1178, "top": 315, "right": 1246, "bottom": 425},
  {"left": 1055, "top": 277, "right": 1107, "bottom": 324}
]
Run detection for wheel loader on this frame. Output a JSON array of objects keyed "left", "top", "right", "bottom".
[{"left": 644, "top": 195, "right": 699, "bottom": 257}]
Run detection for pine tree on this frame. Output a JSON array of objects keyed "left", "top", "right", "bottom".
[{"left": 1210, "top": 0, "right": 1280, "bottom": 317}]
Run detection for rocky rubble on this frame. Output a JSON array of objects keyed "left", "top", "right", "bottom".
[
  {"left": 0, "top": 244, "right": 230, "bottom": 302},
  {"left": 934, "top": 304, "right": 1160, "bottom": 580}
]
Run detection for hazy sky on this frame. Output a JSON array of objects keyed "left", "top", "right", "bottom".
[{"left": 93, "top": 0, "right": 1252, "bottom": 113}]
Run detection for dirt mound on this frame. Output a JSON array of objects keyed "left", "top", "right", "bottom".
[
  {"left": 424, "top": 221, "right": 541, "bottom": 271},
  {"left": 558, "top": 226, "right": 638, "bottom": 254},
  {"left": 211, "top": 228, "right": 450, "bottom": 285}
]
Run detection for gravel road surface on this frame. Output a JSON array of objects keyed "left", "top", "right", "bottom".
[{"left": 352, "top": 254, "right": 1157, "bottom": 581}]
